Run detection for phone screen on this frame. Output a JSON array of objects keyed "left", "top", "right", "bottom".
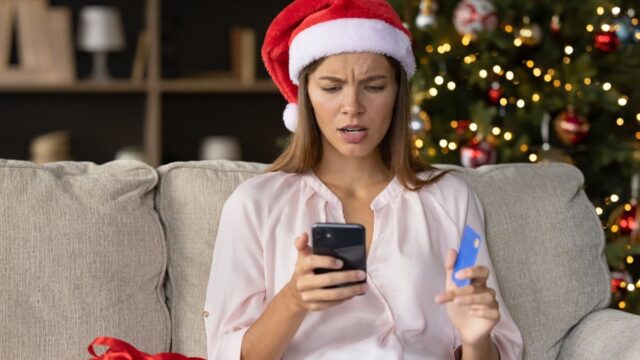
[{"left": 311, "top": 222, "right": 366, "bottom": 288}]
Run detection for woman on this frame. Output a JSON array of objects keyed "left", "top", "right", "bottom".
[{"left": 204, "top": 0, "right": 523, "bottom": 359}]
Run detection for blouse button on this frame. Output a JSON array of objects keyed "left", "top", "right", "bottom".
[{"left": 203, "top": 310, "right": 209, "bottom": 318}]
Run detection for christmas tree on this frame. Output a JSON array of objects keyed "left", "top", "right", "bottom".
[{"left": 388, "top": 0, "right": 640, "bottom": 313}]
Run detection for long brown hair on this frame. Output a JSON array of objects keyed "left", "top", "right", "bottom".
[{"left": 266, "top": 55, "right": 449, "bottom": 191}]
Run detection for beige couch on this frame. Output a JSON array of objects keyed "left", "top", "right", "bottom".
[{"left": 1, "top": 159, "right": 639, "bottom": 359}]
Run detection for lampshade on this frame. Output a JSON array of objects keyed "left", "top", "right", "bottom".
[{"left": 77, "top": 6, "right": 125, "bottom": 52}]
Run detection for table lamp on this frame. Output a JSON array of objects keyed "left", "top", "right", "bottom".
[{"left": 77, "top": 6, "right": 125, "bottom": 81}]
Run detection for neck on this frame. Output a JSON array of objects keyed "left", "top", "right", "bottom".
[{"left": 312, "top": 143, "right": 392, "bottom": 190}]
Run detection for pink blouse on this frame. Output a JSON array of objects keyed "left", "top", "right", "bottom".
[{"left": 204, "top": 169, "right": 523, "bottom": 359}]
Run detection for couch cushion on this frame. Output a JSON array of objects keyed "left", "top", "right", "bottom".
[
  {"left": 155, "top": 160, "right": 266, "bottom": 357},
  {"left": 160, "top": 161, "right": 608, "bottom": 360},
  {"left": 0, "top": 160, "right": 169, "bottom": 359},
  {"left": 439, "top": 163, "right": 609, "bottom": 360}
]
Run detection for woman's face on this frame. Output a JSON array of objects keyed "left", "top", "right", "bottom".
[{"left": 307, "top": 53, "right": 398, "bottom": 159}]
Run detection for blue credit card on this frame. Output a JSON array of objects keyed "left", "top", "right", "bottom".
[{"left": 452, "top": 225, "right": 483, "bottom": 288}]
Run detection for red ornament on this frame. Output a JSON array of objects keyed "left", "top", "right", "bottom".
[
  {"left": 488, "top": 82, "right": 502, "bottom": 104},
  {"left": 455, "top": 119, "right": 471, "bottom": 135},
  {"left": 550, "top": 14, "right": 561, "bottom": 36},
  {"left": 460, "top": 136, "right": 497, "bottom": 168},
  {"left": 594, "top": 31, "right": 620, "bottom": 52},
  {"left": 553, "top": 108, "right": 589, "bottom": 146}
]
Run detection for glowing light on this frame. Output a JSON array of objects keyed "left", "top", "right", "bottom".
[
  {"left": 603, "top": 82, "right": 612, "bottom": 91},
  {"left": 611, "top": 194, "right": 620, "bottom": 202},
  {"left": 426, "top": 45, "right": 434, "bottom": 53},
  {"left": 617, "top": 118, "right": 625, "bottom": 126},
  {"left": 447, "top": 81, "right": 457, "bottom": 90},
  {"left": 532, "top": 93, "right": 540, "bottom": 102},
  {"left": 563, "top": 57, "right": 571, "bottom": 64},
  {"left": 469, "top": 123, "right": 478, "bottom": 132},
  {"left": 504, "top": 132, "right": 513, "bottom": 141},
  {"left": 629, "top": 284, "right": 637, "bottom": 292},
  {"left": 565, "top": 84, "right": 573, "bottom": 92},
  {"left": 526, "top": 60, "right": 535, "bottom": 68},
  {"left": 612, "top": 7, "right": 621, "bottom": 16},
  {"left": 619, "top": 301, "right": 627, "bottom": 309},
  {"left": 533, "top": 68, "right": 542, "bottom": 77},
  {"left": 428, "top": 147, "right": 437, "bottom": 156},
  {"left": 448, "top": 142, "right": 458, "bottom": 150},
  {"left": 462, "top": 35, "right": 473, "bottom": 46},
  {"left": 529, "top": 154, "right": 538, "bottom": 162},
  {"left": 597, "top": 7, "right": 605, "bottom": 15},
  {"left": 492, "top": 127, "right": 501, "bottom": 135},
  {"left": 479, "top": 70, "right": 488, "bottom": 78},
  {"left": 619, "top": 97, "right": 628, "bottom": 106},
  {"left": 451, "top": 121, "right": 458, "bottom": 128},
  {"left": 435, "top": 76, "right": 444, "bottom": 85},
  {"left": 506, "top": 71, "right": 514, "bottom": 80},
  {"left": 514, "top": 38, "right": 523, "bottom": 47},
  {"left": 520, "top": 144, "right": 529, "bottom": 152},
  {"left": 544, "top": 74, "right": 553, "bottom": 82},
  {"left": 584, "top": 78, "right": 592, "bottom": 85},
  {"left": 439, "top": 139, "right": 448, "bottom": 148},
  {"left": 493, "top": 65, "right": 502, "bottom": 74},
  {"left": 611, "top": 225, "right": 620, "bottom": 233},
  {"left": 627, "top": 256, "right": 635, "bottom": 264},
  {"left": 429, "top": 88, "right": 438, "bottom": 97},
  {"left": 415, "top": 139, "right": 424, "bottom": 148},
  {"left": 504, "top": 25, "right": 513, "bottom": 33},
  {"left": 595, "top": 207, "right": 603, "bottom": 215},
  {"left": 553, "top": 80, "right": 562, "bottom": 87},
  {"left": 565, "top": 46, "right": 574, "bottom": 55},
  {"left": 516, "top": 99, "right": 525, "bottom": 108},
  {"left": 636, "top": 132, "right": 640, "bottom": 140},
  {"left": 500, "top": 98, "right": 508, "bottom": 106},
  {"left": 601, "top": 24, "right": 611, "bottom": 32},
  {"left": 586, "top": 24, "right": 594, "bottom": 32},
  {"left": 637, "top": 113, "right": 640, "bottom": 121},
  {"left": 464, "top": 54, "right": 477, "bottom": 64}
]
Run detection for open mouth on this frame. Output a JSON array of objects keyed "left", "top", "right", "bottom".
[{"left": 339, "top": 127, "right": 368, "bottom": 133}]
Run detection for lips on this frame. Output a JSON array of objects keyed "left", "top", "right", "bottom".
[{"left": 339, "top": 127, "right": 368, "bottom": 144}]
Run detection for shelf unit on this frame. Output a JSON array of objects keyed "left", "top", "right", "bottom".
[{"left": 0, "top": 0, "right": 279, "bottom": 167}]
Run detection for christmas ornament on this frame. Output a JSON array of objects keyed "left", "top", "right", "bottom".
[
  {"left": 553, "top": 107, "right": 590, "bottom": 146},
  {"left": 537, "top": 112, "right": 573, "bottom": 163},
  {"left": 550, "top": 13, "right": 562, "bottom": 35},
  {"left": 516, "top": 16, "right": 542, "bottom": 46},
  {"left": 488, "top": 81, "right": 502, "bottom": 104},
  {"left": 460, "top": 136, "right": 497, "bottom": 168},
  {"left": 593, "top": 30, "right": 621, "bottom": 52},
  {"left": 455, "top": 119, "right": 471, "bottom": 135},
  {"left": 416, "top": 0, "right": 438, "bottom": 30},
  {"left": 607, "top": 174, "right": 640, "bottom": 244},
  {"left": 453, "top": 0, "right": 498, "bottom": 38},
  {"left": 611, "top": 271, "right": 633, "bottom": 295}
]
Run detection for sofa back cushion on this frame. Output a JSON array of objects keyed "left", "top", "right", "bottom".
[
  {"left": 155, "top": 160, "right": 266, "bottom": 357},
  {"left": 158, "top": 161, "right": 609, "bottom": 360},
  {"left": 0, "top": 160, "right": 169, "bottom": 359}
]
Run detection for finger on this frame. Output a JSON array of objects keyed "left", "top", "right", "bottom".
[
  {"left": 301, "top": 255, "right": 344, "bottom": 273},
  {"left": 468, "top": 307, "right": 501, "bottom": 320},
  {"left": 300, "top": 283, "right": 368, "bottom": 302},
  {"left": 454, "top": 266, "right": 490, "bottom": 284},
  {"left": 294, "top": 233, "right": 312, "bottom": 256},
  {"left": 296, "top": 270, "right": 366, "bottom": 291},
  {"left": 445, "top": 249, "right": 457, "bottom": 272},
  {"left": 452, "top": 291, "right": 497, "bottom": 307},
  {"left": 435, "top": 284, "right": 477, "bottom": 304}
]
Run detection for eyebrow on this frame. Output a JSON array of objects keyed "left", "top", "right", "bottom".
[{"left": 317, "top": 75, "right": 389, "bottom": 83}]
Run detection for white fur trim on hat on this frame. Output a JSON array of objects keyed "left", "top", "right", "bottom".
[
  {"left": 289, "top": 18, "right": 416, "bottom": 85},
  {"left": 283, "top": 103, "right": 298, "bottom": 132}
]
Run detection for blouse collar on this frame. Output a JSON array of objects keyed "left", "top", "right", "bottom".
[{"left": 302, "top": 169, "right": 403, "bottom": 211}]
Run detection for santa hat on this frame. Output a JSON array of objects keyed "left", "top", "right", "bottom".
[{"left": 261, "top": 0, "right": 416, "bottom": 132}]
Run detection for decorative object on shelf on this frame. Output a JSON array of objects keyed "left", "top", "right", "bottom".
[
  {"left": 553, "top": 106, "right": 590, "bottom": 146},
  {"left": 453, "top": 0, "right": 498, "bottom": 38},
  {"left": 77, "top": 6, "right": 126, "bottom": 82},
  {"left": 593, "top": 30, "right": 620, "bottom": 52},
  {"left": 0, "top": 0, "right": 74, "bottom": 84},
  {"left": 537, "top": 112, "right": 572, "bottom": 163},
  {"left": 415, "top": 0, "right": 437, "bottom": 30},
  {"left": 115, "top": 146, "right": 146, "bottom": 162},
  {"left": 30, "top": 130, "right": 72, "bottom": 164},
  {"left": 460, "top": 135, "right": 497, "bottom": 168},
  {"left": 200, "top": 136, "right": 242, "bottom": 160},
  {"left": 230, "top": 27, "right": 256, "bottom": 85},
  {"left": 131, "top": 30, "right": 149, "bottom": 82}
]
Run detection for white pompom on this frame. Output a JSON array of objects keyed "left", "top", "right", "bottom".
[{"left": 283, "top": 103, "right": 298, "bottom": 132}]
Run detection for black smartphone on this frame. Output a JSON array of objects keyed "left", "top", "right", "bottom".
[{"left": 311, "top": 222, "right": 367, "bottom": 288}]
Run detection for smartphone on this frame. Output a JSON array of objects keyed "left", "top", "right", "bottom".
[
  {"left": 311, "top": 222, "right": 367, "bottom": 288},
  {"left": 452, "top": 225, "right": 483, "bottom": 288}
]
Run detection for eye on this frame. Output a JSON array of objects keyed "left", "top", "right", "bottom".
[
  {"left": 321, "top": 87, "right": 341, "bottom": 93},
  {"left": 366, "top": 85, "right": 386, "bottom": 92}
]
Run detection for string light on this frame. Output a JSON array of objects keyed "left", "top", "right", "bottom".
[
  {"left": 564, "top": 46, "right": 574, "bottom": 55},
  {"left": 448, "top": 142, "right": 458, "bottom": 150},
  {"left": 514, "top": 38, "right": 523, "bottom": 47},
  {"left": 492, "top": 127, "right": 501, "bottom": 135},
  {"left": 461, "top": 34, "right": 473, "bottom": 46},
  {"left": 493, "top": 65, "right": 503, "bottom": 74},
  {"left": 565, "top": 84, "right": 573, "bottom": 92},
  {"left": 464, "top": 54, "right": 477, "bottom": 64},
  {"left": 586, "top": 24, "right": 594, "bottom": 32},
  {"left": 627, "top": 256, "right": 635, "bottom": 264},
  {"left": 544, "top": 74, "right": 553, "bottom": 82},
  {"left": 520, "top": 144, "right": 529, "bottom": 152},
  {"left": 500, "top": 98, "right": 508, "bottom": 106},
  {"left": 504, "top": 24, "right": 514, "bottom": 33},
  {"left": 469, "top": 123, "right": 478, "bottom": 131},
  {"left": 533, "top": 68, "right": 542, "bottom": 77},
  {"left": 553, "top": 79, "right": 562, "bottom": 87},
  {"left": 447, "top": 81, "right": 456, "bottom": 90},
  {"left": 601, "top": 24, "right": 611, "bottom": 32},
  {"left": 435, "top": 76, "right": 444, "bottom": 85},
  {"left": 563, "top": 57, "right": 571, "bottom": 64},
  {"left": 526, "top": 60, "right": 535, "bottom": 68},
  {"left": 619, "top": 301, "right": 627, "bottom": 309},
  {"left": 611, "top": 194, "right": 620, "bottom": 202},
  {"left": 532, "top": 93, "right": 540, "bottom": 102},
  {"left": 415, "top": 139, "right": 424, "bottom": 148},
  {"left": 603, "top": 82, "right": 612, "bottom": 91},
  {"left": 428, "top": 147, "right": 437, "bottom": 156},
  {"left": 636, "top": 132, "right": 640, "bottom": 140},
  {"left": 631, "top": 284, "right": 638, "bottom": 292},
  {"left": 451, "top": 120, "right": 458, "bottom": 128},
  {"left": 479, "top": 70, "right": 488, "bottom": 78},
  {"left": 597, "top": 7, "right": 605, "bottom": 16},
  {"left": 595, "top": 207, "right": 603, "bottom": 215},
  {"left": 618, "top": 97, "right": 628, "bottom": 106},
  {"left": 612, "top": 7, "right": 621, "bottom": 16},
  {"left": 504, "top": 132, "right": 513, "bottom": 141},
  {"left": 611, "top": 224, "right": 620, "bottom": 233},
  {"left": 584, "top": 78, "right": 592, "bottom": 85},
  {"left": 529, "top": 154, "right": 538, "bottom": 162},
  {"left": 429, "top": 88, "right": 438, "bottom": 97},
  {"left": 506, "top": 71, "right": 514, "bottom": 80},
  {"left": 439, "top": 139, "right": 448, "bottom": 148},
  {"left": 617, "top": 118, "right": 625, "bottom": 126},
  {"left": 637, "top": 113, "right": 640, "bottom": 121},
  {"left": 517, "top": 99, "right": 525, "bottom": 108},
  {"left": 426, "top": 45, "right": 434, "bottom": 53}
]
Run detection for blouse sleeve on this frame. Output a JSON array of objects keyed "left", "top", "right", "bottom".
[
  {"left": 204, "top": 187, "right": 266, "bottom": 360},
  {"left": 453, "top": 181, "right": 524, "bottom": 360}
]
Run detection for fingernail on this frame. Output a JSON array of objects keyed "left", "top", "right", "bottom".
[
  {"left": 358, "top": 271, "right": 366, "bottom": 280},
  {"left": 335, "top": 260, "right": 343, "bottom": 268}
]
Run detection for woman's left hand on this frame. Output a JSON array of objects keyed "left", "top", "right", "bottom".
[{"left": 435, "top": 249, "right": 500, "bottom": 346}]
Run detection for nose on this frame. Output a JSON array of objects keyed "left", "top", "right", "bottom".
[{"left": 340, "top": 87, "right": 365, "bottom": 117}]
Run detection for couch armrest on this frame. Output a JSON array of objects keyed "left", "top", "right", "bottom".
[{"left": 558, "top": 309, "right": 640, "bottom": 360}]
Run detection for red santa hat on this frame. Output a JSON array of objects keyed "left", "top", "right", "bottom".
[{"left": 261, "top": 0, "right": 416, "bottom": 132}]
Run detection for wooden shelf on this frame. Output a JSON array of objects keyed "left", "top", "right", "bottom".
[
  {"left": 0, "top": 80, "right": 147, "bottom": 93},
  {"left": 161, "top": 77, "right": 278, "bottom": 93}
]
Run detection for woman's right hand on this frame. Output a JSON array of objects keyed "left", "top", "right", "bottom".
[{"left": 285, "top": 232, "right": 368, "bottom": 312}]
